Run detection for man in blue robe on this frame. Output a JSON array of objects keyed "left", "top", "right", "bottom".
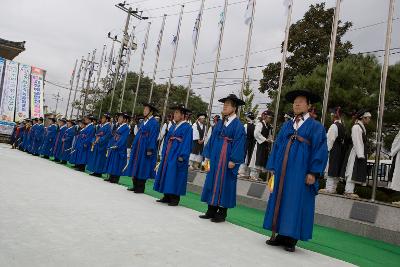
[
  {"left": 200, "top": 94, "right": 246, "bottom": 223},
  {"left": 104, "top": 112, "right": 131, "bottom": 183},
  {"left": 87, "top": 113, "right": 113, "bottom": 177},
  {"left": 126, "top": 103, "right": 160, "bottom": 193},
  {"left": 60, "top": 119, "right": 76, "bottom": 164},
  {"left": 41, "top": 117, "right": 58, "bottom": 159},
  {"left": 32, "top": 117, "right": 45, "bottom": 156},
  {"left": 52, "top": 118, "right": 67, "bottom": 162},
  {"left": 72, "top": 115, "right": 95, "bottom": 172},
  {"left": 154, "top": 104, "right": 193, "bottom": 206},
  {"left": 264, "top": 89, "right": 328, "bottom": 252}
]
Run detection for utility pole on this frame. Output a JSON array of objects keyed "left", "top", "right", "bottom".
[
  {"left": 81, "top": 49, "right": 96, "bottom": 117},
  {"left": 108, "top": 2, "right": 148, "bottom": 113},
  {"left": 53, "top": 92, "right": 62, "bottom": 115},
  {"left": 75, "top": 52, "right": 90, "bottom": 118}
]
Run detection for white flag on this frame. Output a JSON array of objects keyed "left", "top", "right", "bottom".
[
  {"left": 192, "top": 12, "right": 201, "bottom": 45},
  {"left": 244, "top": 0, "right": 254, "bottom": 25}
]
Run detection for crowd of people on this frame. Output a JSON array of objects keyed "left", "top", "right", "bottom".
[{"left": 7, "top": 88, "right": 400, "bottom": 252}]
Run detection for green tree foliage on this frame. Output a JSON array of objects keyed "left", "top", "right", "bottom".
[
  {"left": 91, "top": 72, "right": 208, "bottom": 118},
  {"left": 239, "top": 78, "right": 259, "bottom": 122},
  {"left": 259, "top": 3, "right": 352, "bottom": 96}
]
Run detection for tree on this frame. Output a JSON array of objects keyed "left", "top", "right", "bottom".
[
  {"left": 91, "top": 72, "right": 208, "bottom": 119},
  {"left": 239, "top": 78, "right": 259, "bottom": 122},
  {"left": 282, "top": 54, "right": 400, "bottom": 150},
  {"left": 259, "top": 3, "right": 352, "bottom": 98}
]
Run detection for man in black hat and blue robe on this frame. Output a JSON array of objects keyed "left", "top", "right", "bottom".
[
  {"left": 60, "top": 119, "right": 76, "bottom": 164},
  {"left": 72, "top": 115, "right": 96, "bottom": 172},
  {"left": 199, "top": 94, "right": 246, "bottom": 223},
  {"left": 87, "top": 113, "right": 113, "bottom": 177},
  {"left": 154, "top": 105, "right": 193, "bottom": 206},
  {"left": 52, "top": 118, "right": 67, "bottom": 162},
  {"left": 41, "top": 117, "right": 58, "bottom": 159},
  {"left": 264, "top": 89, "right": 328, "bottom": 252},
  {"left": 125, "top": 103, "right": 160, "bottom": 193},
  {"left": 32, "top": 117, "right": 45, "bottom": 156}
]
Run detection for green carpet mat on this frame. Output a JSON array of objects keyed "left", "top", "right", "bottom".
[{"left": 61, "top": 160, "right": 400, "bottom": 267}]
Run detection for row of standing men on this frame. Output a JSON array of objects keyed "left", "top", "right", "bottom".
[{"left": 12, "top": 90, "right": 330, "bottom": 253}]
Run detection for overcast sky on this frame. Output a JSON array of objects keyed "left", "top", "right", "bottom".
[{"left": 1, "top": 0, "right": 399, "bottom": 116}]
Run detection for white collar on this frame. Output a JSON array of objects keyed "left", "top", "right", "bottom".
[
  {"left": 224, "top": 114, "right": 237, "bottom": 127},
  {"left": 292, "top": 112, "right": 310, "bottom": 122},
  {"left": 102, "top": 122, "right": 110, "bottom": 127},
  {"left": 145, "top": 115, "right": 153, "bottom": 122},
  {"left": 60, "top": 125, "right": 66, "bottom": 129},
  {"left": 117, "top": 123, "right": 127, "bottom": 130},
  {"left": 175, "top": 120, "right": 186, "bottom": 130}
]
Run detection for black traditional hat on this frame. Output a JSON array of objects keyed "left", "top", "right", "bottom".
[
  {"left": 84, "top": 114, "right": 95, "bottom": 121},
  {"left": 355, "top": 109, "right": 371, "bottom": 120},
  {"left": 49, "top": 117, "right": 57, "bottom": 123},
  {"left": 101, "top": 112, "right": 111, "bottom": 119},
  {"left": 285, "top": 89, "right": 321, "bottom": 104},
  {"left": 244, "top": 111, "right": 255, "bottom": 120},
  {"left": 59, "top": 118, "right": 67, "bottom": 123},
  {"left": 262, "top": 110, "right": 274, "bottom": 117},
  {"left": 218, "top": 94, "right": 245, "bottom": 106},
  {"left": 38, "top": 117, "right": 44, "bottom": 122},
  {"left": 142, "top": 102, "right": 159, "bottom": 113},
  {"left": 196, "top": 113, "right": 208, "bottom": 118},
  {"left": 169, "top": 104, "right": 192, "bottom": 115},
  {"left": 116, "top": 111, "right": 131, "bottom": 120}
]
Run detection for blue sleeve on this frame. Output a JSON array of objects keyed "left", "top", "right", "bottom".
[
  {"left": 115, "top": 127, "right": 129, "bottom": 147},
  {"left": 146, "top": 120, "right": 160, "bottom": 154},
  {"left": 179, "top": 125, "right": 193, "bottom": 161},
  {"left": 203, "top": 122, "right": 220, "bottom": 159},
  {"left": 308, "top": 122, "right": 328, "bottom": 175},
  {"left": 229, "top": 122, "right": 246, "bottom": 164},
  {"left": 99, "top": 126, "right": 112, "bottom": 145}
]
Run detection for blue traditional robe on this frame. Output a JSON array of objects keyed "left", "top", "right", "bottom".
[
  {"left": 105, "top": 123, "right": 130, "bottom": 176},
  {"left": 201, "top": 117, "right": 246, "bottom": 208},
  {"left": 125, "top": 117, "right": 159, "bottom": 180},
  {"left": 27, "top": 124, "right": 37, "bottom": 153},
  {"left": 87, "top": 122, "right": 112, "bottom": 174},
  {"left": 40, "top": 124, "right": 58, "bottom": 156},
  {"left": 52, "top": 125, "right": 67, "bottom": 160},
  {"left": 60, "top": 126, "right": 76, "bottom": 162},
  {"left": 69, "top": 123, "right": 95, "bottom": 165},
  {"left": 22, "top": 127, "right": 31, "bottom": 152},
  {"left": 32, "top": 123, "right": 45, "bottom": 154},
  {"left": 154, "top": 121, "right": 193, "bottom": 196},
  {"left": 263, "top": 117, "right": 328, "bottom": 241}
]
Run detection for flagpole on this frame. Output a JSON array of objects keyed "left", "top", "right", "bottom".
[
  {"left": 185, "top": 0, "right": 205, "bottom": 107},
  {"left": 160, "top": 5, "right": 184, "bottom": 127},
  {"left": 371, "top": 0, "right": 395, "bottom": 202},
  {"left": 81, "top": 49, "right": 96, "bottom": 117},
  {"left": 271, "top": 0, "right": 293, "bottom": 139},
  {"left": 75, "top": 52, "right": 90, "bottom": 119},
  {"left": 70, "top": 57, "right": 84, "bottom": 118},
  {"left": 92, "top": 44, "right": 106, "bottom": 115},
  {"left": 119, "top": 26, "right": 139, "bottom": 112},
  {"left": 321, "top": 0, "right": 342, "bottom": 126},
  {"left": 99, "top": 41, "right": 115, "bottom": 117},
  {"left": 148, "top": 14, "right": 167, "bottom": 104},
  {"left": 131, "top": 22, "right": 151, "bottom": 115},
  {"left": 65, "top": 59, "right": 78, "bottom": 118},
  {"left": 206, "top": 0, "right": 229, "bottom": 132},
  {"left": 238, "top": 0, "right": 256, "bottom": 117}
]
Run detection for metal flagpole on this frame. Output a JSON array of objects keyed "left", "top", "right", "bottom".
[
  {"left": 185, "top": 0, "right": 205, "bottom": 107},
  {"left": 99, "top": 41, "right": 116, "bottom": 117},
  {"left": 70, "top": 57, "right": 84, "bottom": 118},
  {"left": 371, "top": 0, "right": 395, "bottom": 202},
  {"left": 92, "top": 44, "right": 106, "bottom": 114},
  {"left": 148, "top": 14, "right": 167, "bottom": 104},
  {"left": 109, "top": 9, "right": 132, "bottom": 113},
  {"left": 321, "top": 0, "right": 342, "bottom": 126},
  {"left": 65, "top": 59, "right": 78, "bottom": 118},
  {"left": 75, "top": 52, "right": 90, "bottom": 119},
  {"left": 81, "top": 49, "right": 96, "bottom": 117},
  {"left": 119, "top": 26, "right": 138, "bottom": 112},
  {"left": 271, "top": 0, "right": 293, "bottom": 139},
  {"left": 131, "top": 21, "right": 151, "bottom": 114},
  {"left": 206, "top": 0, "right": 229, "bottom": 131},
  {"left": 160, "top": 5, "right": 184, "bottom": 127},
  {"left": 238, "top": 0, "right": 256, "bottom": 117}
]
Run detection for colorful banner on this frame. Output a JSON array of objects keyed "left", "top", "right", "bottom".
[
  {"left": 0, "top": 60, "right": 19, "bottom": 122},
  {"left": 15, "top": 64, "right": 31, "bottom": 122},
  {"left": 30, "top": 67, "right": 45, "bottom": 118},
  {"left": 0, "top": 120, "right": 16, "bottom": 135}
]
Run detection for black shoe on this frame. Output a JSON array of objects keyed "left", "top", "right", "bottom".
[
  {"left": 104, "top": 179, "right": 111, "bottom": 182},
  {"left": 284, "top": 245, "right": 296, "bottom": 252},
  {"left": 211, "top": 207, "right": 227, "bottom": 223},
  {"left": 127, "top": 187, "right": 135, "bottom": 191},
  {"left": 156, "top": 195, "right": 170, "bottom": 203},
  {"left": 199, "top": 214, "right": 213, "bottom": 219},
  {"left": 199, "top": 205, "right": 218, "bottom": 219},
  {"left": 54, "top": 159, "right": 60, "bottom": 162},
  {"left": 266, "top": 236, "right": 283, "bottom": 246},
  {"left": 90, "top": 173, "right": 102, "bottom": 177},
  {"left": 168, "top": 195, "right": 180, "bottom": 206},
  {"left": 210, "top": 217, "right": 225, "bottom": 223},
  {"left": 43, "top": 156, "right": 49, "bottom": 159}
]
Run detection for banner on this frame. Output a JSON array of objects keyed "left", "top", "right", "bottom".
[
  {"left": 15, "top": 64, "right": 31, "bottom": 122},
  {"left": 0, "top": 60, "right": 19, "bottom": 121},
  {"left": 30, "top": 67, "right": 45, "bottom": 118},
  {"left": 0, "top": 57, "right": 5, "bottom": 102},
  {"left": 0, "top": 120, "right": 16, "bottom": 135}
]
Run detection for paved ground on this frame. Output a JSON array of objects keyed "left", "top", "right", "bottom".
[{"left": 0, "top": 144, "right": 353, "bottom": 267}]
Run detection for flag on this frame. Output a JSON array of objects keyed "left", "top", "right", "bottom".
[
  {"left": 192, "top": 11, "right": 201, "bottom": 45},
  {"left": 213, "top": 10, "right": 225, "bottom": 52},
  {"left": 244, "top": 0, "right": 254, "bottom": 25},
  {"left": 171, "top": 34, "right": 178, "bottom": 46}
]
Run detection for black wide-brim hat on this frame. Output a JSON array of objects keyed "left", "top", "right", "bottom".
[
  {"left": 116, "top": 112, "right": 131, "bottom": 119},
  {"left": 196, "top": 113, "right": 207, "bottom": 118},
  {"left": 142, "top": 102, "right": 159, "bottom": 113},
  {"left": 218, "top": 94, "right": 245, "bottom": 106},
  {"left": 101, "top": 113, "right": 111, "bottom": 119},
  {"left": 84, "top": 114, "right": 95, "bottom": 121},
  {"left": 170, "top": 104, "right": 192, "bottom": 115},
  {"left": 355, "top": 109, "right": 371, "bottom": 119},
  {"left": 59, "top": 118, "right": 67, "bottom": 123},
  {"left": 285, "top": 89, "right": 321, "bottom": 104}
]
